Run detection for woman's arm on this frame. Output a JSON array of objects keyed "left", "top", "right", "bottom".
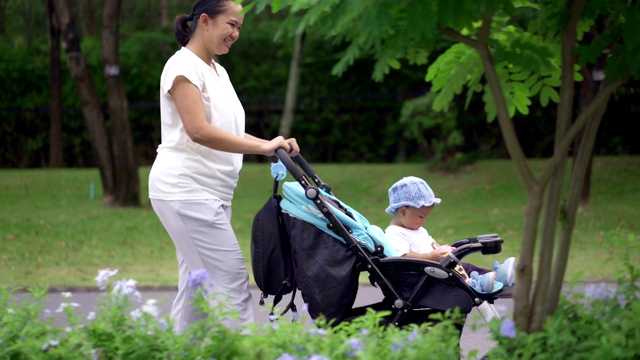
[
  {"left": 245, "top": 133, "right": 300, "bottom": 156},
  {"left": 172, "top": 76, "right": 289, "bottom": 156},
  {"left": 244, "top": 133, "right": 267, "bottom": 144}
]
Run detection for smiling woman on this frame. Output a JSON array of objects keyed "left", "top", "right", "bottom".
[{"left": 148, "top": 0, "right": 301, "bottom": 334}]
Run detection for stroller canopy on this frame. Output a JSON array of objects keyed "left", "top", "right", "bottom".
[{"left": 279, "top": 181, "right": 394, "bottom": 255}]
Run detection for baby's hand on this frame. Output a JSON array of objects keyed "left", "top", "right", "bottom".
[{"left": 436, "top": 245, "right": 455, "bottom": 253}]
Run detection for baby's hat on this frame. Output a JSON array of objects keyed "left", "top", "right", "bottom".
[{"left": 385, "top": 176, "right": 441, "bottom": 214}]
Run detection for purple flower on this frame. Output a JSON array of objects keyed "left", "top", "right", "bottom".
[
  {"left": 141, "top": 298, "right": 160, "bottom": 318},
  {"left": 583, "top": 282, "right": 614, "bottom": 301},
  {"left": 95, "top": 268, "right": 118, "bottom": 290},
  {"left": 55, "top": 301, "right": 79, "bottom": 313},
  {"left": 345, "top": 338, "right": 364, "bottom": 357},
  {"left": 617, "top": 294, "right": 626, "bottom": 307},
  {"left": 307, "top": 355, "right": 330, "bottom": 360},
  {"left": 406, "top": 328, "right": 419, "bottom": 342},
  {"left": 309, "top": 328, "right": 328, "bottom": 336},
  {"left": 111, "top": 278, "right": 142, "bottom": 302},
  {"left": 499, "top": 318, "right": 517, "bottom": 339},
  {"left": 188, "top": 269, "right": 213, "bottom": 293},
  {"left": 276, "top": 354, "right": 297, "bottom": 360},
  {"left": 41, "top": 339, "right": 59, "bottom": 352},
  {"left": 130, "top": 309, "right": 142, "bottom": 320}
]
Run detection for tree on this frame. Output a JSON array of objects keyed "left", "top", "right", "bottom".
[
  {"left": 103, "top": 0, "right": 140, "bottom": 206},
  {"left": 53, "top": 0, "right": 140, "bottom": 207},
  {"left": 53, "top": 0, "right": 116, "bottom": 202},
  {"left": 244, "top": 0, "right": 640, "bottom": 332},
  {"left": 0, "top": 0, "right": 6, "bottom": 36},
  {"left": 159, "top": 0, "right": 169, "bottom": 27},
  {"left": 279, "top": 31, "right": 305, "bottom": 138},
  {"left": 47, "top": 0, "right": 64, "bottom": 168}
]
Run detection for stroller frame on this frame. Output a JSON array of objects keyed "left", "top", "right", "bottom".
[{"left": 274, "top": 149, "right": 506, "bottom": 327}]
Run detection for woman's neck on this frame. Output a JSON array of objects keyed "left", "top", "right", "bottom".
[{"left": 185, "top": 43, "right": 218, "bottom": 74}]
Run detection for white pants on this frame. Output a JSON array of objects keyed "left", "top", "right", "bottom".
[{"left": 151, "top": 199, "right": 254, "bottom": 333}]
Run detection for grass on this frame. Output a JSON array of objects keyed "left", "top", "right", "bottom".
[{"left": 1, "top": 156, "right": 639, "bottom": 289}]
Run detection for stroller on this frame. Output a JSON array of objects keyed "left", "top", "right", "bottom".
[{"left": 252, "top": 149, "right": 509, "bottom": 332}]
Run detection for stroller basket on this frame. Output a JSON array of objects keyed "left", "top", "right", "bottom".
[{"left": 264, "top": 149, "right": 507, "bottom": 327}]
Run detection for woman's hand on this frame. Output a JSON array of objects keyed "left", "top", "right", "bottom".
[
  {"left": 286, "top": 137, "right": 299, "bottom": 156},
  {"left": 260, "top": 136, "right": 300, "bottom": 157}
]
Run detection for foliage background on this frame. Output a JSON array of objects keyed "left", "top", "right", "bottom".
[{"left": 0, "top": 1, "right": 639, "bottom": 168}]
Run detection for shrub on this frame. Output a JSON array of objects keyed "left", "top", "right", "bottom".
[
  {"left": 487, "top": 261, "right": 640, "bottom": 359},
  {"left": 3, "top": 264, "right": 638, "bottom": 359},
  {"left": 0, "top": 269, "right": 463, "bottom": 359}
]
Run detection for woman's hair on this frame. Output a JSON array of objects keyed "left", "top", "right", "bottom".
[{"left": 173, "top": 0, "right": 232, "bottom": 47}]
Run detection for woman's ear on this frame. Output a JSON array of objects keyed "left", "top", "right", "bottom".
[{"left": 198, "top": 13, "right": 209, "bottom": 28}]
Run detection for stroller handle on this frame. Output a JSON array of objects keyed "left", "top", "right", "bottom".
[
  {"left": 275, "top": 149, "right": 331, "bottom": 192},
  {"left": 275, "top": 148, "right": 305, "bottom": 180}
]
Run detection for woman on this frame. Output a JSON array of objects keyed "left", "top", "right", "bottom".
[{"left": 149, "top": 0, "right": 299, "bottom": 333}]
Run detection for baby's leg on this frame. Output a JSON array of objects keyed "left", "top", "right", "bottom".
[{"left": 460, "top": 262, "right": 491, "bottom": 276}]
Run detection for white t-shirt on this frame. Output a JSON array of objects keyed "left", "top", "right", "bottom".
[
  {"left": 384, "top": 225, "right": 437, "bottom": 257},
  {"left": 149, "top": 47, "right": 245, "bottom": 204}
]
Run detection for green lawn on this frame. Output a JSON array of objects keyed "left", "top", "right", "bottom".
[{"left": 1, "top": 156, "right": 638, "bottom": 289}]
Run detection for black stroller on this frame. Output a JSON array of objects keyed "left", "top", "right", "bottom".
[{"left": 252, "top": 149, "right": 509, "bottom": 333}]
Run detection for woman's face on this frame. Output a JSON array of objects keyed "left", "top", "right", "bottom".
[{"left": 202, "top": 2, "right": 244, "bottom": 56}]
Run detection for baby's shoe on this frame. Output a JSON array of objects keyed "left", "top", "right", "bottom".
[
  {"left": 493, "top": 257, "right": 516, "bottom": 286},
  {"left": 469, "top": 271, "right": 502, "bottom": 293}
]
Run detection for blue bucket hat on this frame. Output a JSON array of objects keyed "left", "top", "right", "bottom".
[{"left": 385, "top": 176, "right": 441, "bottom": 214}]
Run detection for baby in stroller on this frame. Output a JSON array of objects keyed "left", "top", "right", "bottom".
[{"left": 383, "top": 176, "right": 516, "bottom": 293}]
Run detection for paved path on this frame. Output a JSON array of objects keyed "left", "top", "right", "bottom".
[{"left": 22, "top": 285, "right": 514, "bottom": 359}]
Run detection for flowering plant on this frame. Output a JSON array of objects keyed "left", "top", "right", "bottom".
[
  {"left": 486, "top": 254, "right": 640, "bottom": 360},
  {"left": 1, "top": 269, "right": 463, "bottom": 359}
]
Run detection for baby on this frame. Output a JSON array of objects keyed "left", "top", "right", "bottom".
[{"left": 383, "top": 176, "right": 515, "bottom": 293}]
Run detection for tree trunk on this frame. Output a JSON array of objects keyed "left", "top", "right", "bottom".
[
  {"left": 102, "top": 0, "right": 140, "bottom": 207},
  {"left": 53, "top": 0, "right": 115, "bottom": 204},
  {"left": 48, "top": 0, "right": 64, "bottom": 168},
  {"left": 76, "top": 0, "right": 97, "bottom": 37},
  {"left": 159, "top": 0, "right": 169, "bottom": 27},
  {"left": 547, "top": 78, "right": 625, "bottom": 317},
  {"left": 528, "top": 0, "right": 581, "bottom": 331},
  {"left": 279, "top": 31, "right": 305, "bottom": 138},
  {"left": 573, "top": 67, "right": 601, "bottom": 205},
  {"left": 0, "top": 0, "right": 6, "bottom": 36}
]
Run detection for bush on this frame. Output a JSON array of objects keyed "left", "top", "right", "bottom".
[
  {"left": 0, "top": 270, "right": 463, "bottom": 359},
  {"left": 487, "top": 262, "right": 640, "bottom": 359},
  {"left": 3, "top": 264, "right": 639, "bottom": 359}
]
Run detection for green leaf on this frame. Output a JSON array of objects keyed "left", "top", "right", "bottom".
[
  {"left": 509, "top": 70, "right": 531, "bottom": 81},
  {"left": 388, "top": 59, "right": 401, "bottom": 70},
  {"left": 539, "top": 85, "right": 560, "bottom": 107},
  {"left": 547, "top": 85, "right": 560, "bottom": 102},
  {"left": 543, "top": 77, "right": 561, "bottom": 87},
  {"left": 483, "top": 84, "right": 497, "bottom": 122},
  {"left": 406, "top": 48, "right": 429, "bottom": 65},
  {"left": 530, "top": 80, "right": 543, "bottom": 96}
]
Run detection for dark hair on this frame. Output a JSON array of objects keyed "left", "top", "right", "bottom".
[{"left": 173, "top": 0, "right": 232, "bottom": 47}]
